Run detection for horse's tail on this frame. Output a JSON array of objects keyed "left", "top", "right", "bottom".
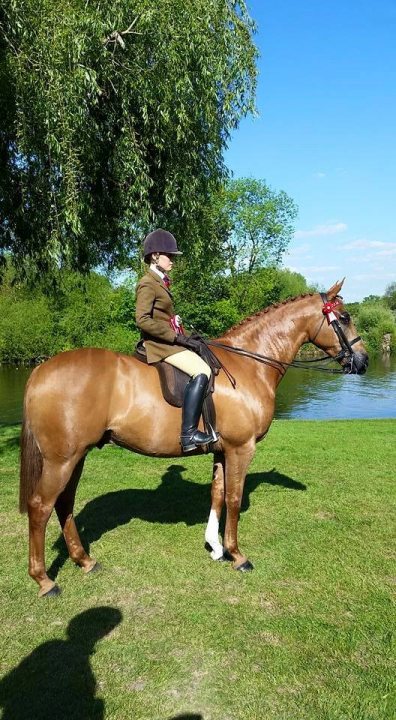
[{"left": 19, "top": 414, "right": 43, "bottom": 514}]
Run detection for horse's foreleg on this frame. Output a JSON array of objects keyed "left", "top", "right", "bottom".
[
  {"left": 204, "top": 451, "right": 225, "bottom": 560},
  {"left": 223, "top": 441, "right": 255, "bottom": 571},
  {"left": 54, "top": 456, "right": 98, "bottom": 574},
  {"left": 28, "top": 457, "right": 79, "bottom": 597}
]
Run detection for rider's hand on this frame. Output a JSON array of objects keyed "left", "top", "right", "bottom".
[
  {"left": 174, "top": 334, "right": 201, "bottom": 352},
  {"left": 189, "top": 331, "right": 206, "bottom": 343}
]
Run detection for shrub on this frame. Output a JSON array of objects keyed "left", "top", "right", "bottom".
[
  {"left": 85, "top": 325, "right": 139, "bottom": 354},
  {"left": 356, "top": 303, "right": 396, "bottom": 353},
  {"left": 0, "top": 296, "right": 55, "bottom": 362}
]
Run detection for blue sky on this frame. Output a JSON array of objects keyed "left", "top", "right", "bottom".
[{"left": 225, "top": 0, "right": 396, "bottom": 301}]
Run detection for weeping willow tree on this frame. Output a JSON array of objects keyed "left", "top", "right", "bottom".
[{"left": 0, "top": 0, "right": 257, "bottom": 277}]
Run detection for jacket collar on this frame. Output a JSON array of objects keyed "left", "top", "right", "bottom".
[{"left": 148, "top": 268, "right": 172, "bottom": 294}]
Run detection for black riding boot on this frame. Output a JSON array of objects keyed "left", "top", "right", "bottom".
[{"left": 181, "top": 374, "right": 214, "bottom": 452}]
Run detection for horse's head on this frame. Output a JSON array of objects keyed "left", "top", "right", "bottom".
[{"left": 308, "top": 280, "right": 369, "bottom": 374}]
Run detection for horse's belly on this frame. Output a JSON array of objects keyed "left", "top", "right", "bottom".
[{"left": 109, "top": 401, "right": 185, "bottom": 457}]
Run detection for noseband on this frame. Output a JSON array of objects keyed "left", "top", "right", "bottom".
[{"left": 315, "top": 293, "right": 362, "bottom": 368}]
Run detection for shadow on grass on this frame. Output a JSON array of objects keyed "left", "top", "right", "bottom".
[
  {"left": 167, "top": 715, "right": 203, "bottom": 719},
  {"left": 48, "top": 465, "right": 305, "bottom": 580},
  {"left": 0, "top": 606, "right": 122, "bottom": 720}
]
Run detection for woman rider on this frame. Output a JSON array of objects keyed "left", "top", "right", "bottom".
[{"left": 135, "top": 228, "right": 215, "bottom": 452}]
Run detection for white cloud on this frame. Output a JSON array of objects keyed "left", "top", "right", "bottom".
[
  {"left": 313, "top": 171, "right": 326, "bottom": 179},
  {"left": 295, "top": 223, "right": 347, "bottom": 239},
  {"left": 377, "top": 248, "right": 396, "bottom": 256},
  {"left": 351, "top": 272, "right": 396, "bottom": 281},
  {"left": 342, "top": 239, "right": 396, "bottom": 257},
  {"left": 342, "top": 239, "right": 396, "bottom": 249}
]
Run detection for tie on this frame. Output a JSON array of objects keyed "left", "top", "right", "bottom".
[{"left": 163, "top": 274, "right": 171, "bottom": 288}]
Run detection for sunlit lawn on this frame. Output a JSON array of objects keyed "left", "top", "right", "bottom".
[{"left": 0, "top": 419, "right": 395, "bottom": 720}]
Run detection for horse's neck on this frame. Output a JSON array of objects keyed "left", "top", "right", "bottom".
[{"left": 221, "top": 300, "right": 310, "bottom": 366}]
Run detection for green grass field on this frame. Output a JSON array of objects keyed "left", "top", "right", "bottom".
[{"left": 0, "top": 419, "right": 395, "bottom": 720}]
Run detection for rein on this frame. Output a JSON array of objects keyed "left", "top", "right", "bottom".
[
  {"left": 201, "top": 294, "right": 362, "bottom": 381},
  {"left": 206, "top": 340, "right": 344, "bottom": 375}
]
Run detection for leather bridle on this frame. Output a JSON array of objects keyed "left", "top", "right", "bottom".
[{"left": 315, "top": 293, "right": 362, "bottom": 369}]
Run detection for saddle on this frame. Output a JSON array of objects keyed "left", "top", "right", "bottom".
[{"left": 133, "top": 341, "right": 218, "bottom": 441}]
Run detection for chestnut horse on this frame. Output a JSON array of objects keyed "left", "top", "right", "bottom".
[{"left": 20, "top": 280, "right": 368, "bottom": 597}]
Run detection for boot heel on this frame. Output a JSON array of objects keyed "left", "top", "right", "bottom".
[{"left": 181, "top": 441, "right": 197, "bottom": 453}]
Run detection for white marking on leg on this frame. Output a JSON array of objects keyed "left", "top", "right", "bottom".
[{"left": 205, "top": 509, "right": 224, "bottom": 560}]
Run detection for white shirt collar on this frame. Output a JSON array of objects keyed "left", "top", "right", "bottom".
[{"left": 150, "top": 265, "right": 165, "bottom": 280}]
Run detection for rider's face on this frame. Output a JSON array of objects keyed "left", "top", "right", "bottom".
[{"left": 156, "top": 253, "right": 174, "bottom": 272}]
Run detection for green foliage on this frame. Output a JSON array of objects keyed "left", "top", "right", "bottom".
[
  {"left": 0, "top": 295, "right": 54, "bottom": 362},
  {"left": 169, "top": 177, "right": 299, "bottom": 335},
  {"left": 218, "top": 177, "right": 298, "bottom": 275},
  {"left": 383, "top": 281, "right": 396, "bottom": 310},
  {"left": 174, "top": 265, "right": 313, "bottom": 337},
  {"left": 275, "top": 268, "right": 317, "bottom": 300},
  {"left": 344, "top": 301, "right": 360, "bottom": 319},
  {"left": 0, "top": 254, "right": 392, "bottom": 360},
  {"left": 356, "top": 302, "right": 396, "bottom": 354},
  {"left": 0, "top": 264, "right": 139, "bottom": 361},
  {"left": 0, "top": 0, "right": 257, "bottom": 277},
  {"left": 362, "top": 294, "right": 383, "bottom": 304},
  {"left": 227, "top": 267, "right": 279, "bottom": 317}
]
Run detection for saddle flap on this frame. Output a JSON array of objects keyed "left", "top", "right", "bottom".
[{"left": 156, "top": 363, "right": 189, "bottom": 408}]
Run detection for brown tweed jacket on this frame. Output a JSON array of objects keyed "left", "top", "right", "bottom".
[{"left": 135, "top": 269, "right": 186, "bottom": 364}]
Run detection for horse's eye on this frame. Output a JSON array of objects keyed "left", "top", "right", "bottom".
[{"left": 339, "top": 312, "right": 351, "bottom": 325}]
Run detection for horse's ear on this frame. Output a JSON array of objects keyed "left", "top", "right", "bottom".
[{"left": 326, "top": 278, "right": 345, "bottom": 300}]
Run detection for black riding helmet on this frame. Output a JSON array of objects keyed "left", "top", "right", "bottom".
[{"left": 143, "top": 229, "right": 183, "bottom": 263}]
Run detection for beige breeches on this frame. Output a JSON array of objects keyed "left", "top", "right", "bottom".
[{"left": 163, "top": 350, "right": 211, "bottom": 379}]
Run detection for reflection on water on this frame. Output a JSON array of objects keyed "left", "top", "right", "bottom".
[
  {"left": 275, "top": 354, "right": 396, "bottom": 419},
  {"left": 0, "top": 355, "right": 395, "bottom": 424}
]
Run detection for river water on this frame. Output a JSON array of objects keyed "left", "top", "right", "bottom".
[
  {"left": 275, "top": 353, "right": 395, "bottom": 419},
  {"left": 0, "top": 354, "right": 394, "bottom": 425}
]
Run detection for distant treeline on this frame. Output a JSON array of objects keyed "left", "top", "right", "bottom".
[{"left": 0, "top": 264, "right": 394, "bottom": 363}]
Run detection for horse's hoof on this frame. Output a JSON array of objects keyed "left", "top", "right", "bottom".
[
  {"left": 40, "top": 584, "right": 61, "bottom": 598},
  {"left": 235, "top": 559, "right": 254, "bottom": 572},
  {"left": 85, "top": 561, "right": 102, "bottom": 574}
]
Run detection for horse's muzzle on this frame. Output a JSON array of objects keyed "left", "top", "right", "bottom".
[{"left": 342, "top": 351, "right": 369, "bottom": 375}]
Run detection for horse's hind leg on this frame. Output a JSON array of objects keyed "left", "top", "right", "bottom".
[
  {"left": 54, "top": 456, "right": 98, "bottom": 575},
  {"left": 28, "top": 456, "right": 87, "bottom": 597},
  {"left": 204, "top": 451, "right": 226, "bottom": 560},
  {"left": 27, "top": 458, "right": 76, "bottom": 597}
]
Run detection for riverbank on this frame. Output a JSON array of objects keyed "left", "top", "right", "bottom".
[{"left": 1, "top": 419, "right": 394, "bottom": 720}]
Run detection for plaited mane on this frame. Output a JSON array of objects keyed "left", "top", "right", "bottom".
[{"left": 223, "top": 293, "right": 315, "bottom": 337}]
